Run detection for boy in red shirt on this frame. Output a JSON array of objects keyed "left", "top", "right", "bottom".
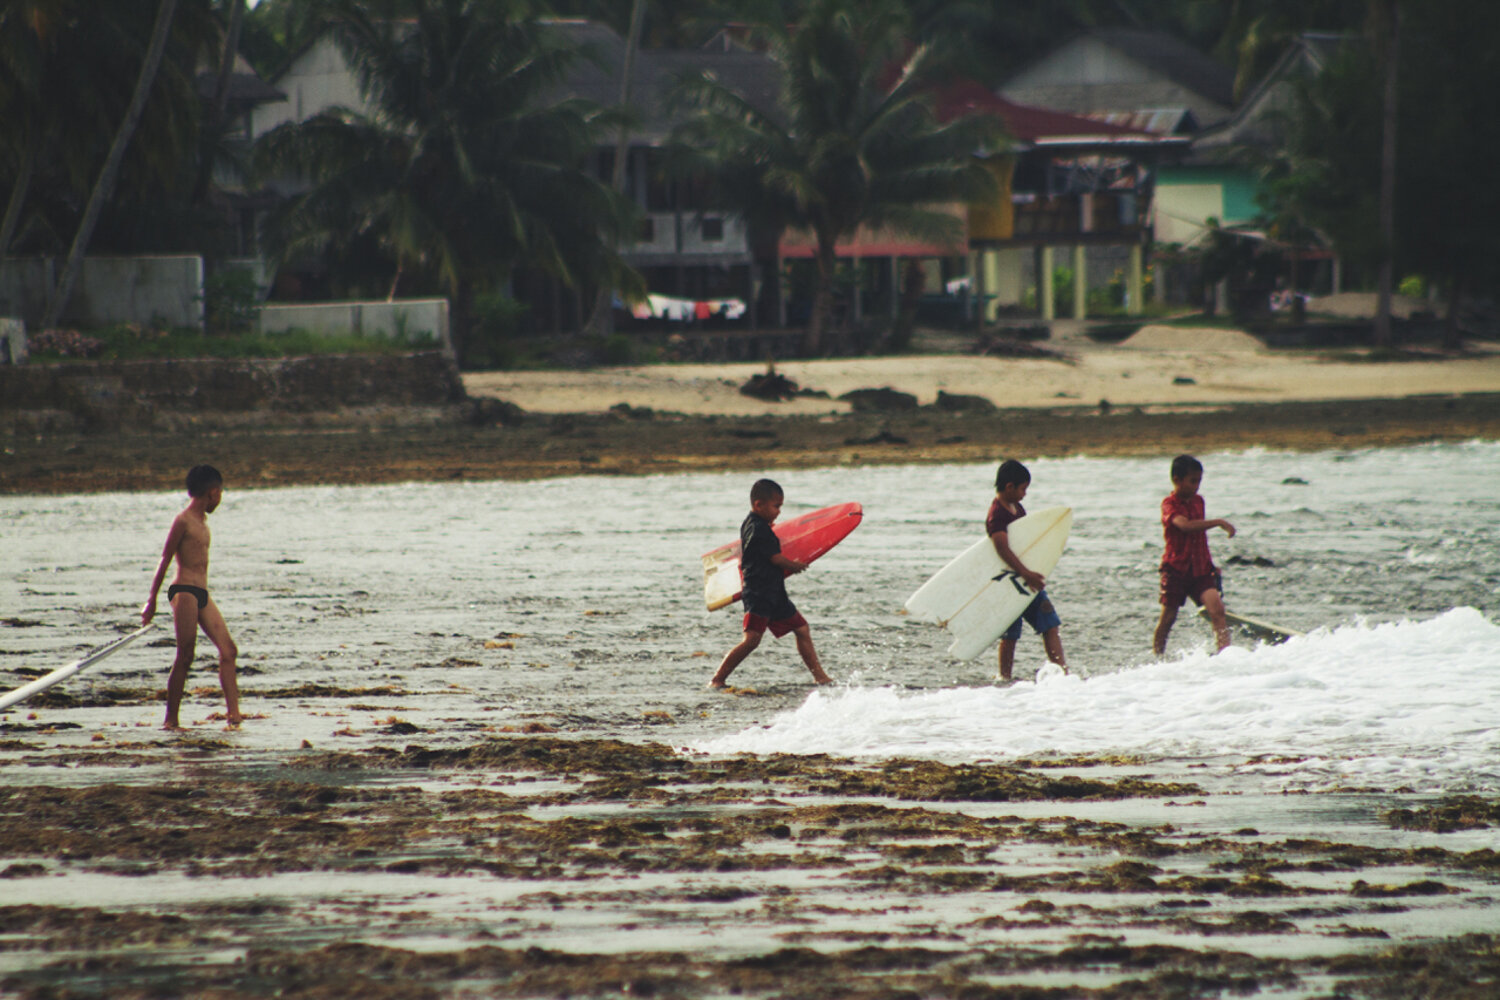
[{"left": 1153, "top": 454, "right": 1236, "bottom": 655}]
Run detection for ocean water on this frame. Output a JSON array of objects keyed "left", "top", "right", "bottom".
[{"left": 3, "top": 441, "right": 1499, "bottom": 796}]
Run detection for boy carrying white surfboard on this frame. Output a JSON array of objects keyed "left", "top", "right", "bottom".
[{"left": 987, "top": 460, "right": 1068, "bottom": 682}]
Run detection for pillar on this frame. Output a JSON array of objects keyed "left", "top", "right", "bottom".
[
  {"left": 1072, "top": 244, "right": 1087, "bottom": 319},
  {"left": 1127, "top": 244, "right": 1143, "bottom": 316},
  {"left": 1038, "top": 246, "right": 1054, "bottom": 321}
]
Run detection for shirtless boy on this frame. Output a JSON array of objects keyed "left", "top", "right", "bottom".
[{"left": 142, "top": 465, "right": 241, "bottom": 729}]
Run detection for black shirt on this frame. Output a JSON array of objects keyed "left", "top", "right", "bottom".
[{"left": 740, "top": 512, "right": 796, "bottom": 618}]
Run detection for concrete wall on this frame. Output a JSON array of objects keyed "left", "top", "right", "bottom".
[
  {"left": 0, "top": 353, "right": 465, "bottom": 428},
  {"left": 0, "top": 255, "right": 204, "bottom": 330},
  {"left": 257, "top": 298, "right": 449, "bottom": 350}
]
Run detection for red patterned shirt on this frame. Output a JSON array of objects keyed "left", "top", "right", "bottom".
[{"left": 1161, "top": 492, "right": 1216, "bottom": 576}]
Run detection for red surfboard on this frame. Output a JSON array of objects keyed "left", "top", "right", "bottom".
[{"left": 701, "top": 502, "right": 863, "bottom": 611}]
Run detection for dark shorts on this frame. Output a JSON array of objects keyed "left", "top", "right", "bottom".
[
  {"left": 743, "top": 610, "right": 808, "bottom": 638},
  {"left": 1001, "top": 589, "right": 1061, "bottom": 642},
  {"left": 1160, "top": 567, "right": 1222, "bottom": 609},
  {"left": 168, "top": 584, "right": 209, "bottom": 611}
]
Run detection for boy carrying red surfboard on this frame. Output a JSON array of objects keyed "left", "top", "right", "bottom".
[{"left": 708, "top": 479, "right": 834, "bottom": 689}]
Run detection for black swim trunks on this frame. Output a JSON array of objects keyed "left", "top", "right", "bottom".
[{"left": 167, "top": 584, "right": 208, "bottom": 610}]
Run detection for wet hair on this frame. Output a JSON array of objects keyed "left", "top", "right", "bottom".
[
  {"left": 1170, "top": 454, "right": 1203, "bottom": 480},
  {"left": 995, "top": 459, "right": 1030, "bottom": 491},
  {"left": 750, "top": 478, "right": 783, "bottom": 503},
  {"left": 186, "top": 464, "right": 223, "bottom": 497}
]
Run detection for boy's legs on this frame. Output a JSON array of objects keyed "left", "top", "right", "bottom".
[
  {"left": 710, "top": 629, "right": 762, "bottom": 688},
  {"left": 197, "top": 598, "right": 240, "bottom": 724},
  {"left": 790, "top": 624, "right": 832, "bottom": 685},
  {"left": 165, "top": 591, "right": 200, "bottom": 729},
  {"left": 1199, "top": 587, "right": 1231, "bottom": 652},
  {"left": 1152, "top": 606, "right": 1178, "bottom": 656},
  {"left": 997, "top": 639, "right": 1018, "bottom": 683},
  {"left": 1040, "top": 626, "right": 1066, "bottom": 672}
]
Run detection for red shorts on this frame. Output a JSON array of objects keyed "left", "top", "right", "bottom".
[
  {"left": 1160, "top": 567, "right": 1223, "bottom": 609},
  {"left": 743, "top": 611, "right": 808, "bottom": 638}
]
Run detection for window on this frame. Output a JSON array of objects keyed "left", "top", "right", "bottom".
[{"left": 701, "top": 216, "right": 724, "bottom": 241}]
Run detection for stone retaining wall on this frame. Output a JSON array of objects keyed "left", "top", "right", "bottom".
[{"left": 0, "top": 353, "right": 465, "bottom": 430}]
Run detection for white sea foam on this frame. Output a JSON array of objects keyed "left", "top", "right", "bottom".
[{"left": 696, "top": 608, "right": 1500, "bottom": 793}]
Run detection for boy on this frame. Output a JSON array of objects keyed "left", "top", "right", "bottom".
[
  {"left": 1153, "top": 454, "right": 1236, "bottom": 655},
  {"left": 988, "top": 459, "right": 1066, "bottom": 683},
  {"left": 708, "top": 478, "right": 833, "bottom": 689},
  {"left": 141, "top": 465, "right": 241, "bottom": 729}
]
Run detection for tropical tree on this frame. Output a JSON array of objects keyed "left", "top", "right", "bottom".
[
  {"left": 43, "top": 0, "right": 190, "bottom": 328},
  {"left": 253, "top": 0, "right": 638, "bottom": 362},
  {"left": 669, "top": 0, "right": 1003, "bottom": 353},
  {"left": 2, "top": 0, "right": 217, "bottom": 262}
]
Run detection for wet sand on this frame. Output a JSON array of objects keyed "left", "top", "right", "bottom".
[{"left": 3, "top": 736, "right": 1498, "bottom": 998}]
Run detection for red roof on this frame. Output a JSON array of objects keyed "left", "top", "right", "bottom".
[{"left": 932, "top": 81, "right": 1161, "bottom": 144}]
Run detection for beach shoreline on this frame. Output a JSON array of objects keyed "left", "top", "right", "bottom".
[
  {"left": 6, "top": 333, "right": 1500, "bottom": 495},
  {"left": 3, "top": 391, "right": 1497, "bottom": 495}
]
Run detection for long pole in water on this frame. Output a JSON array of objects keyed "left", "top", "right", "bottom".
[{"left": 0, "top": 622, "right": 156, "bottom": 712}]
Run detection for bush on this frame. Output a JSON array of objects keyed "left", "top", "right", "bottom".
[{"left": 202, "top": 269, "right": 262, "bottom": 335}]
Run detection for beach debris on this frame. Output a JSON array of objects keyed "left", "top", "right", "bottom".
[
  {"left": 839, "top": 386, "right": 917, "bottom": 412},
  {"left": 1173, "top": 376, "right": 1197, "bottom": 385},
  {"left": 931, "top": 390, "right": 996, "bottom": 413},
  {"left": 608, "top": 402, "right": 655, "bottom": 420},
  {"left": 739, "top": 365, "right": 802, "bottom": 401},
  {"left": 464, "top": 396, "right": 525, "bottom": 426}
]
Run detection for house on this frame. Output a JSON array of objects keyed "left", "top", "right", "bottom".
[
  {"left": 936, "top": 84, "right": 1187, "bottom": 320},
  {"left": 1156, "top": 34, "right": 1350, "bottom": 247},
  {"left": 248, "top": 21, "right": 780, "bottom": 329}
]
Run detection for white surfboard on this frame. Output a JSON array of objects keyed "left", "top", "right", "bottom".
[
  {"left": 1200, "top": 607, "right": 1302, "bottom": 644},
  {"left": 0, "top": 623, "right": 155, "bottom": 712},
  {"left": 905, "top": 507, "right": 1072, "bottom": 661}
]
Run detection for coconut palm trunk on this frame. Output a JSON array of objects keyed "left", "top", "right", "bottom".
[
  {"left": 1372, "top": 0, "right": 1400, "bottom": 348},
  {"left": 43, "top": 0, "right": 181, "bottom": 330}
]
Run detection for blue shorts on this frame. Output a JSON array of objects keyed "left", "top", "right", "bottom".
[{"left": 1002, "top": 589, "right": 1061, "bottom": 642}]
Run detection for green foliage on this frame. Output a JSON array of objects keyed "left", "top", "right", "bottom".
[
  {"left": 465, "top": 291, "right": 531, "bottom": 369},
  {"left": 26, "top": 323, "right": 415, "bottom": 362},
  {"left": 668, "top": 0, "right": 1004, "bottom": 349},
  {"left": 251, "top": 0, "right": 640, "bottom": 364},
  {"left": 201, "top": 268, "right": 262, "bottom": 335}
]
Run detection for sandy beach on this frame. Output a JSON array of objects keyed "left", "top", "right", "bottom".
[
  {"left": 5, "top": 327, "right": 1500, "bottom": 495},
  {"left": 464, "top": 325, "right": 1500, "bottom": 417}
]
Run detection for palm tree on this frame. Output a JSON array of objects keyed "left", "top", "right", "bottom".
[
  {"left": 670, "top": 0, "right": 1002, "bottom": 353},
  {"left": 43, "top": 0, "right": 185, "bottom": 329},
  {"left": 253, "top": 0, "right": 638, "bottom": 362}
]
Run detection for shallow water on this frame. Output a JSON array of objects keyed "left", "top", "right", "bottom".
[
  {"left": 4, "top": 443, "right": 1500, "bottom": 996},
  {"left": 5, "top": 441, "right": 1498, "bottom": 787}
]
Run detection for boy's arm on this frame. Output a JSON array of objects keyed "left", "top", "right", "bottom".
[
  {"left": 142, "top": 518, "right": 186, "bottom": 624},
  {"left": 1168, "top": 514, "right": 1236, "bottom": 538},
  {"left": 770, "top": 552, "right": 809, "bottom": 574},
  {"left": 990, "top": 530, "right": 1045, "bottom": 591}
]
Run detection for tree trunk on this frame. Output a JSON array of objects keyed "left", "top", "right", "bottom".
[
  {"left": 583, "top": 0, "right": 646, "bottom": 337},
  {"left": 192, "top": 0, "right": 247, "bottom": 206},
  {"left": 806, "top": 234, "right": 837, "bottom": 356},
  {"left": 1373, "top": 0, "right": 1400, "bottom": 348},
  {"left": 44, "top": 0, "right": 181, "bottom": 330},
  {"left": 1443, "top": 272, "right": 1463, "bottom": 351},
  {"left": 0, "top": 145, "right": 36, "bottom": 257}
]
